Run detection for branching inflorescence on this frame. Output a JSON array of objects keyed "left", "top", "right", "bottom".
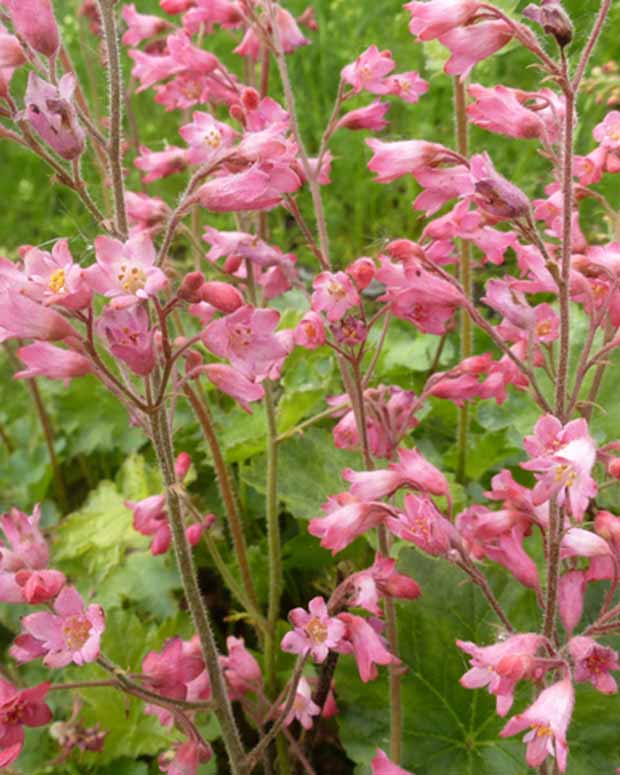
[{"left": 0, "top": 0, "right": 619, "bottom": 773}]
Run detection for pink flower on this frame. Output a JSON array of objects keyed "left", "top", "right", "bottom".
[
  {"left": 235, "top": 7, "right": 309, "bottom": 60},
  {"left": 559, "top": 569, "right": 586, "bottom": 634},
  {"left": 0, "top": 32, "right": 25, "bottom": 68},
  {"left": 203, "top": 227, "right": 281, "bottom": 266},
  {"left": 336, "top": 100, "right": 390, "bottom": 132},
  {"left": 13, "top": 569, "right": 65, "bottom": 605},
  {"left": 468, "top": 84, "right": 548, "bottom": 141},
  {"left": 457, "top": 634, "right": 545, "bottom": 716},
  {"left": 16, "top": 585, "right": 105, "bottom": 668},
  {"left": 200, "top": 281, "right": 244, "bottom": 313},
  {"left": 593, "top": 111, "right": 620, "bottom": 150},
  {"left": 405, "top": 0, "right": 481, "bottom": 41},
  {"left": 281, "top": 596, "right": 346, "bottom": 663},
  {"left": 166, "top": 30, "right": 220, "bottom": 74},
  {"left": 198, "top": 364, "right": 265, "bottom": 413},
  {"left": 135, "top": 145, "right": 188, "bottom": 183},
  {"left": 0, "top": 505, "right": 48, "bottom": 572},
  {"left": 15, "top": 342, "right": 92, "bottom": 385},
  {"left": 413, "top": 164, "right": 474, "bottom": 214},
  {"left": 371, "top": 749, "right": 415, "bottom": 774},
  {"left": 344, "top": 447, "right": 450, "bottom": 502},
  {"left": 0, "top": 680, "right": 52, "bottom": 768},
  {"left": 283, "top": 676, "right": 320, "bottom": 730},
  {"left": 24, "top": 73, "right": 85, "bottom": 160},
  {"left": 22, "top": 240, "right": 92, "bottom": 310},
  {"left": 86, "top": 234, "right": 167, "bottom": 307},
  {"left": 97, "top": 305, "right": 156, "bottom": 376},
  {"left": 522, "top": 415, "right": 597, "bottom": 521},
  {"left": 159, "top": 739, "right": 212, "bottom": 775},
  {"left": 347, "top": 257, "right": 376, "bottom": 290},
  {"left": 366, "top": 138, "right": 455, "bottom": 183},
  {"left": 386, "top": 71, "right": 428, "bottom": 103},
  {"left": 220, "top": 636, "right": 262, "bottom": 700},
  {"left": 126, "top": 192, "right": 169, "bottom": 232},
  {"left": 386, "top": 494, "right": 456, "bottom": 556},
  {"left": 560, "top": 528, "right": 611, "bottom": 560},
  {"left": 337, "top": 613, "right": 399, "bottom": 682},
  {"left": 0, "top": 291, "right": 77, "bottom": 343},
  {"left": 203, "top": 305, "right": 287, "bottom": 380},
  {"left": 312, "top": 271, "right": 360, "bottom": 322},
  {"left": 197, "top": 165, "right": 291, "bottom": 212},
  {"left": 308, "top": 495, "right": 394, "bottom": 554},
  {"left": 5, "top": 0, "right": 59, "bottom": 57},
  {"left": 294, "top": 311, "right": 326, "bottom": 349},
  {"left": 439, "top": 20, "right": 513, "bottom": 79},
  {"left": 183, "top": 0, "right": 243, "bottom": 34},
  {"left": 179, "top": 111, "right": 238, "bottom": 165},
  {"left": 484, "top": 526, "right": 541, "bottom": 590},
  {"left": 126, "top": 495, "right": 171, "bottom": 555},
  {"left": 346, "top": 555, "right": 421, "bottom": 615},
  {"left": 143, "top": 637, "right": 204, "bottom": 701},
  {"left": 341, "top": 45, "right": 395, "bottom": 95},
  {"left": 500, "top": 678, "right": 574, "bottom": 772},
  {"left": 569, "top": 636, "right": 619, "bottom": 694},
  {"left": 121, "top": 4, "right": 169, "bottom": 46},
  {"left": 470, "top": 152, "right": 530, "bottom": 220}
]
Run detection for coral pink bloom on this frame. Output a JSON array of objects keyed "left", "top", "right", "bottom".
[
  {"left": 569, "top": 636, "right": 619, "bottom": 694},
  {"left": 308, "top": 495, "right": 394, "bottom": 554},
  {"left": 183, "top": 0, "right": 243, "bottom": 34},
  {"left": 522, "top": 415, "right": 597, "bottom": 522},
  {"left": 121, "top": 4, "right": 169, "bottom": 46},
  {"left": 470, "top": 152, "right": 530, "bottom": 220},
  {"left": 559, "top": 570, "right": 586, "bottom": 635},
  {"left": 560, "top": 528, "right": 611, "bottom": 560},
  {"left": 0, "top": 292, "right": 75, "bottom": 342},
  {"left": 14, "top": 569, "right": 65, "bottom": 605},
  {"left": 200, "top": 281, "right": 244, "bottom": 313},
  {"left": 15, "top": 342, "right": 92, "bottom": 385},
  {"left": 17, "top": 585, "right": 105, "bottom": 668},
  {"left": 199, "top": 364, "right": 265, "bottom": 413},
  {"left": 500, "top": 678, "right": 574, "bottom": 772},
  {"left": 235, "top": 8, "right": 308, "bottom": 59},
  {"left": 294, "top": 311, "right": 326, "bottom": 349},
  {"left": 203, "top": 227, "right": 281, "bottom": 266},
  {"left": 312, "top": 271, "right": 360, "bottom": 322},
  {"left": 347, "top": 555, "right": 421, "bottom": 615},
  {"left": 341, "top": 45, "right": 395, "bottom": 94},
  {"left": 347, "top": 256, "right": 376, "bottom": 290},
  {"left": 386, "top": 494, "right": 456, "bottom": 556},
  {"left": 0, "top": 505, "right": 48, "bottom": 572},
  {"left": 197, "top": 166, "right": 277, "bottom": 212},
  {"left": 282, "top": 596, "right": 346, "bottom": 663},
  {"left": 127, "top": 49, "right": 182, "bottom": 91},
  {"left": 135, "top": 145, "right": 188, "bottom": 183},
  {"left": 22, "top": 239, "right": 92, "bottom": 309},
  {"left": 220, "top": 636, "right": 262, "bottom": 700},
  {"left": 371, "top": 749, "right": 414, "bottom": 775},
  {"left": 203, "top": 305, "right": 287, "bottom": 380},
  {"left": 97, "top": 305, "right": 156, "bottom": 376},
  {"left": 386, "top": 71, "right": 428, "bottom": 103},
  {"left": 159, "top": 739, "right": 212, "bottom": 775},
  {"left": 143, "top": 636, "right": 204, "bottom": 700},
  {"left": 413, "top": 163, "right": 474, "bottom": 215},
  {"left": 283, "top": 676, "right": 320, "bottom": 730},
  {"left": 366, "top": 138, "right": 454, "bottom": 183},
  {"left": 5, "top": 0, "right": 59, "bottom": 57},
  {"left": 440, "top": 20, "right": 513, "bottom": 79},
  {"left": 482, "top": 278, "right": 536, "bottom": 329},
  {"left": 167, "top": 30, "right": 220, "bottom": 73},
  {"left": 126, "top": 495, "right": 171, "bottom": 556},
  {"left": 467, "top": 84, "right": 547, "bottom": 140},
  {"left": 126, "top": 192, "right": 169, "bottom": 232},
  {"left": 179, "top": 111, "right": 237, "bottom": 165},
  {"left": 0, "top": 31, "right": 25, "bottom": 68},
  {"left": 405, "top": 0, "right": 480, "bottom": 41},
  {"left": 0, "top": 680, "right": 52, "bottom": 768},
  {"left": 86, "top": 234, "right": 167, "bottom": 307},
  {"left": 25, "top": 73, "right": 85, "bottom": 160},
  {"left": 337, "top": 613, "right": 399, "bottom": 682},
  {"left": 457, "top": 634, "right": 545, "bottom": 716},
  {"left": 593, "top": 111, "right": 620, "bottom": 150},
  {"left": 485, "top": 526, "right": 540, "bottom": 590},
  {"left": 336, "top": 100, "right": 390, "bottom": 131}
]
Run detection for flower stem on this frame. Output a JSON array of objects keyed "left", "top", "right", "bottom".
[
  {"left": 149, "top": 406, "right": 246, "bottom": 774},
  {"left": 97, "top": 0, "right": 129, "bottom": 239},
  {"left": 453, "top": 76, "right": 472, "bottom": 485}
]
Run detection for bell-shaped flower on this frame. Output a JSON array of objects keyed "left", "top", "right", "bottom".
[
  {"left": 0, "top": 679, "right": 52, "bottom": 768},
  {"left": 439, "top": 20, "right": 513, "bottom": 79},
  {"left": 346, "top": 555, "right": 421, "bottom": 615},
  {"left": 220, "top": 636, "right": 262, "bottom": 700},
  {"left": 283, "top": 676, "right": 320, "bottom": 730},
  {"left": 366, "top": 138, "right": 456, "bottom": 184},
  {"left": 24, "top": 73, "right": 84, "bottom": 159},
  {"left": 0, "top": 292, "right": 76, "bottom": 342},
  {"left": 500, "top": 678, "right": 574, "bottom": 772},
  {"left": 371, "top": 749, "right": 415, "bottom": 774},
  {"left": 457, "top": 634, "right": 546, "bottom": 716},
  {"left": 179, "top": 111, "right": 238, "bottom": 165},
  {"left": 22, "top": 240, "right": 92, "bottom": 310},
  {"left": 341, "top": 45, "right": 395, "bottom": 94},
  {"left": 235, "top": 7, "right": 308, "bottom": 60},
  {"left": 312, "top": 271, "right": 360, "bottom": 322},
  {"left": 336, "top": 100, "right": 390, "bottom": 132},
  {"left": 97, "top": 305, "right": 156, "bottom": 376},
  {"left": 143, "top": 636, "right": 204, "bottom": 701},
  {"left": 282, "top": 596, "right": 346, "bottom": 663},
  {"left": 294, "top": 311, "right": 326, "bottom": 349},
  {"left": 559, "top": 569, "right": 586, "bottom": 635},
  {"left": 198, "top": 364, "right": 265, "bottom": 413},
  {"left": 135, "top": 145, "right": 188, "bottom": 183},
  {"left": 86, "top": 235, "right": 167, "bottom": 308},
  {"left": 159, "top": 739, "right": 212, "bottom": 775},
  {"left": 405, "top": 0, "right": 481, "bottom": 41},
  {"left": 121, "top": 4, "right": 169, "bottom": 46},
  {"left": 309, "top": 494, "right": 394, "bottom": 554},
  {"left": 336, "top": 613, "right": 399, "bottom": 683},
  {"left": 386, "top": 71, "right": 428, "bottom": 104},
  {"left": 15, "top": 585, "right": 105, "bottom": 668},
  {"left": 126, "top": 495, "right": 171, "bottom": 556},
  {"left": 5, "top": 0, "right": 59, "bottom": 57},
  {"left": 470, "top": 152, "right": 530, "bottom": 220},
  {"left": 386, "top": 494, "right": 456, "bottom": 557},
  {"left": 15, "top": 342, "right": 92, "bottom": 385},
  {"left": 569, "top": 636, "right": 619, "bottom": 694}
]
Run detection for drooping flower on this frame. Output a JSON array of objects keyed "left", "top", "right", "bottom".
[
  {"left": 5, "top": 0, "right": 59, "bottom": 57},
  {"left": 439, "top": 20, "right": 513, "bottom": 79},
  {"left": 126, "top": 495, "right": 171, "bottom": 556},
  {"left": 121, "top": 4, "right": 169, "bottom": 46},
  {"left": 294, "top": 311, "right": 326, "bottom": 349},
  {"left": 341, "top": 45, "right": 395, "bottom": 94},
  {"left": 15, "top": 342, "right": 92, "bottom": 385},
  {"left": 470, "top": 152, "right": 530, "bottom": 220},
  {"left": 142, "top": 636, "right": 204, "bottom": 702},
  {"left": 198, "top": 364, "right": 265, "bottom": 413},
  {"left": 308, "top": 495, "right": 394, "bottom": 554},
  {"left": 0, "top": 291, "right": 76, "bottom": 342},
  {"left": 558, "top": 569, "right": 587, "bottom": 635},
  {"left": 312, "top": 271, "right": 360, "bottom": 322},
  {"left": 86, "top": 234, "right": 167, "bottom": 307},
  {"left": 24, "top": 73, "right": 85, "bottom": 160},
  {"left": 569, "top": 636, "right": 619, "bottom": 694},
  {"left": 371, "top": 748, "right": 415, "bottom": 774},
  {"left": 457, "top": 634, "right": 546, "bottom": 715},
  {"left": 366, "top": 138, "right": 456, "bottom": 184},
  {"left": 335, "top": 101, "right": 390, "bottom": 132},
  {"left": 0, "top": 680, "right": 52, "bottom": 768},
  {"left": 336, "top": 613, "right": 399, "bottom": 682},
  {"left": 346, "top": 555, "right": 421, "bottom": 615},
  {"left": 220, "top": 636, "right": 262, "bottom": 700},
  {"left": 500, "top": 678, "right": 574, "bottom": 772},
  {"left": 405, "top": 0, "right": 481, "bottom": 41},
  {"left": 14, "top": 585, "right": 105, "bottom": 668},
  {"left": 283, "top": 676, "right": 320, "bottom": 730},
  {"left": 281, "top": 596, "right": 346, "bottom": 663},
  {"left": 135, "top": 145, "right": 188, "bottom": 182},
  {"left": 386, "top": 494, "right": 457, "bottom": 556},
  {"left": 159, "top": 739, "right": 212, "bottom": 775},
  {"left": 179, "top": 111, "right": 238, "bottom": 165},
  {"left": 97, "top": 304, "right": 156, "bottom": 376}
]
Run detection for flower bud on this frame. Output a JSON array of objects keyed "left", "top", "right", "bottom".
[
  {"left": 0, "top": 33, "right": 26, "bottom": 68},
  {"left": 524, "top": 2, "right": 573, "bottom": 48},
  {"left": 178, "top": 271, "right": 205, "bottom": 302},
  {"left": 6, "top": 0, "right": 60, "bottom": 58},
  {"left": 174, "top": 452, "right": 192, "bottom": 482},
  {"left": 608, "top": 458, "right": 620, "bottom": 479},
  {"left": 200, "top": 281, "right": 244, "bottom": 313}
]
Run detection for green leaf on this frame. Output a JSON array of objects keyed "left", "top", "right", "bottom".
[{"left": 240, "top": 428, "right": 363, "bottom": 519}]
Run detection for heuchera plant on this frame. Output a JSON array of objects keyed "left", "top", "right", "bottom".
[{"left": 0, "top": 0, "right": 618, "bottom": 773}]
